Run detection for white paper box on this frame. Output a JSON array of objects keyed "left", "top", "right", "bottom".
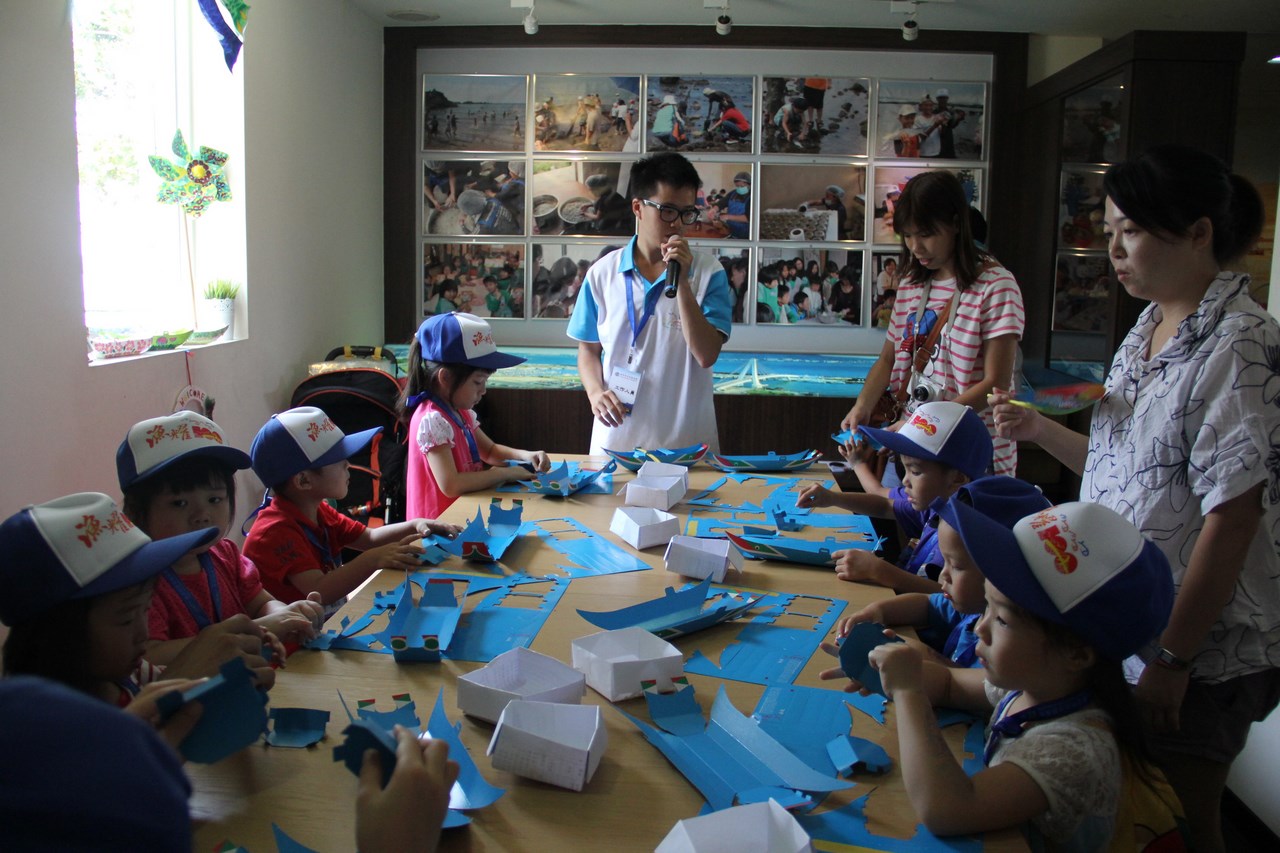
[
  {"left": 610, "top": 506, "right": 680, "bottom": 550},
  {"left": 625, "top": 475, "right": 686, "bottom": 511},
  {"left": 664, "top": 536, "right": 744, "bottom": 583},
  {"left": 487, "top": 700, "right": 606, "bottom": 791},
  {"left": 637, "top": 460, "right": 689, "bottom": 491},
  {"left": 571, "top": 626, "right": 684, "bottom": 701},
  {"left": 456, "top": 647, "right": 585, "bottom": 724},
  {"left": 656, "top": 800, "right": 813, "bottom": 853}
]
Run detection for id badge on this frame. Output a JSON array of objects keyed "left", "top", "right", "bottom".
[{"left": 608, "top": 365, "right": 642, "bottom": 412}]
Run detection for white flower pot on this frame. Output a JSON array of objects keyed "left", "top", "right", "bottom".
[{"left": 196, "top": 297, "right": 235, "bottom": 336}]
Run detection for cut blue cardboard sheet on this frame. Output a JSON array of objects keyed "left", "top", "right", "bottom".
[
  {"left": 685, "top": 592, "right": 846, "bottom": 686},
  {"left": 521, "top": 516, "right": 652, "bottom": 578},
  {"left": 444, "top": 575, "right": 570, "bottom": 662},
  {"left": 497, "top": 459, "right": 617, "bottom": 496},
  {"left": 272, "top": 824, "right": 320, "bottom": 853},
  {"left": 620, "top": 685, "right": 853, "bottom": 812},
  {"left": 827, "top": 735, "right": 892, "bottom": 776},
  {"left": 797, "top": 792, "right": 982, "bottom": 852},
  {"left": 603, "top": 442, "right": 709, "bottom": 471},
  {"left": 266, "top": 707, "right": 330, "bottom": 748},
  {"left": 726, "top": 526, "right": 883, "bottom": 567},
  {"left": 426, "top": 499, "right": 524, "bottom": 562},
  {"left": 752, "top": 684, "right": 888, "bottom": 777},
  {"left": 333, "top": 719, "right": 398, "bottom": 785},
  {"left": 155, "top": 657, "right": 268, "bottom": 764},
  {"left": 424, "top": 689, "right": 506, "bottom": 812},
  {"left": 686, "top": 473, "right": 791, "bottom": 510},
  {"left": 706, "top": 450, "right": 823, "bottom": 473},
  {"left": 838, "top": 623, "right": 905, "bottom": 697},
  {"left": 576, "top": 578, "right": 763, "bottom": 639},
  {"left": 383, "top": 577, "right": 461, "bottom": 662}
]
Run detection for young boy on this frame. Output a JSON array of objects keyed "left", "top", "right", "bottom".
[
  {"left": 796, "top": 401, "right": 991, "bottom": 593},
  {"left": 838, "top": 476, "right": 1052, "bottom": 668},
  {"left": 243, "top": 406, "right": 460, "bottom": 615}
]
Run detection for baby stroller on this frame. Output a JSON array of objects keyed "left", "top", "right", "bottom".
[{"left": 289, "top": 346, "right": 407, "bottom": 525}]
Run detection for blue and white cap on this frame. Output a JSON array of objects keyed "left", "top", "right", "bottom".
[
  {"left": 117, "top": 411, "right": 250, "bottom": 491},
  {"left": 250, "top": 406, "right": 380, "bottom": 489},
  {"left": 416, "top": 312, "right": 525, "bottom": 370}
]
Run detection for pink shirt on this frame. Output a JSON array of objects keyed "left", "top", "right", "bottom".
[
  {"left": 886, "top": 263, "right": 1025, "bottom": 475},
  {"left": 147, "top": 539, "right": 264, "bottom": 642},
  {"left": 406, "top": 400, "right": 485, "bottom": 520}
]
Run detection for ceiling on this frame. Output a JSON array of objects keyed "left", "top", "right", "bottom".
[{"left": 349, "top": 0, "right": 1280, "bottom": 40}]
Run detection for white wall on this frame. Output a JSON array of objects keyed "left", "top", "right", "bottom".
[{"left": 0, "top": 0, "right": 384, "bottom": 524}]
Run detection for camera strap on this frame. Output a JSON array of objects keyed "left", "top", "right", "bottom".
[{"left": 902, "top": 279, "right": 957, "bottom": 404}]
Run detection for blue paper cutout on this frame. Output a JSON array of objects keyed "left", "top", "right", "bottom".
[
  {"left": 383, "top": 578, "right": 461, "bottom": 661},
  {"left": 445, "top": 575, "right": 570, "bottom": 662},
  {"left": 620, "top": 685, "right": 853, "bottom": 812},
  {"left": 576, "top": 577, "right": 762, "bottom": 639},
  {"left": 521, "top": 516, "right": 652, "bottom": 578},
  {"left": 424, "top": 689, "right": 506, "bottom": 812},
  {"left": 358, "top": 698, "right": 421, "bottom": 730},
  {"left": 752, "top": 684, "right": 868, "bottom": 776},
  {"left": 333, "top": 720, "right": 398, "bottom": 786},
  {"left": 644, "top": 684, "right": 708, "bottom": 736},
  {"left": 827, "top": 735, "right": 892, "bottom": 776},
  {"left": 797, "top": 792, "right": 982, "bottom": 852},
  {"left": 497, "top": 459, "right": 617, "bottom": 496},
  {"left": 425, "top": 499, "right": 523, "bottom": 562},
  {"left": 155, "top": 657, "right": 268, "bottom": 763},
  {"left": 839, "top": 623, "right": 906, "bottom": 697},
  {"left": 271, "top": 823, "right": 319, "bottom": 853},
  {"left": 726, "top": 526, "right": 882, "bottom": 567},
  {"left": 602, "top": 442, "right": 708, "bottom": 471},
  {"left": 705, "top": 450, "right": 822, "bottom": 472},
  {"left": 685, "top": 592, "right": 846, "bottom": 686},
  {"left": 266, "top": 707, "right": 330, "bottom": 748}
]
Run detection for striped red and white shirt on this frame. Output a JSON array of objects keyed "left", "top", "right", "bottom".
[{"left": 886, "top": 264, "right": 1025, "bottom": 475}]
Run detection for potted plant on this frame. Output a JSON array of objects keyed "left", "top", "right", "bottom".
[{"left": 197, "top": 278, "right": 240, "bottom": 338}]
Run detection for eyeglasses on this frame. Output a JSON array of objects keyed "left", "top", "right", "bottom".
[{"left": 639, "top": 198, "right": 701, "bottom": 225}]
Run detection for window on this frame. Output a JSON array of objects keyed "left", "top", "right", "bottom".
[{"left": 72, "top": 0, "right": 246, "bottom": 357}]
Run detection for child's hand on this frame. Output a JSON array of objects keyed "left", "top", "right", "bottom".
[
  {"left": 795, "top": 483, "right": 833, "bottom": 509},
  {"left": 367, "top": 533, "right": 427, "bottom": 572},
  {"left": 989, "top": 389, "right": 1044, "bottom": 442},
  {"left": 527, "top": 450, "right": 551, "bottom": 473},
  {"left": 835, "top": 604, "right": 883, "bottom": 637},
  {"left": 165, "top": 614, "right": 277, "bottom": 690},
  {"left": 356, "top": 726, "right": 459, "bottom": 853},
  {"left": 838, "top": 434, "right": 878, "bottom": 467},
  {"left": 833, "top": 550, "right": 889, "bottom": 586},
  {"left": 816, "top": 641, "right": 872, "bottom": 695},
  {"left": 869, "top": 642, "right": 925, "bottom": 698},
  {"left": 124, "top": 678, "right": 207, "bottom": 750},
  {"left": 504, "top": 464, "right": 537, "bottom": 483},
  {"left": 255, "top": 608, "right": 319, "bottom": 646},
  {"left": 414, "top": 519, "right": 462, "bottom": 540}
]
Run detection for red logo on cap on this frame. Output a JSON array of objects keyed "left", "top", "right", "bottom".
[
  {"left": 75, "top": 510, "right": 134, "bottom": 548},
  {"left": 305, "top": 419, "right": 337, "bottom": 442},
  {"left": 471, "top": 330, "right": 493, "bottom": 348},
  {"left": 908, "top": 413, "right": 937, "bottom": 436},
  {"left": 191, "top": 424, "right": 224, "bottom": 444},
  {"left": 1035, "top": 523, "right": 1078, "bottom": 575}
]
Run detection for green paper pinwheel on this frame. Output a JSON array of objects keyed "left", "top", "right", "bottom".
[{"left": 149, "top": 130, "right": 231, "bottom": 217}]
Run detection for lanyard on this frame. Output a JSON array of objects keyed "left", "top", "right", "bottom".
[
  {"left": 984, "top": 688, "right": 1093, "bottom": 765},
  {"left": 301, "top": 522, "right": 343, "bottom": 571},
  {"left": 624, "top": 268, "right": 660, "bottom": 362},
  {"left": 160, "top": 551, "right": 223, "bottom": 631},
  {"left": 426, "top": 393, "right": 481, "bottom": 464}
]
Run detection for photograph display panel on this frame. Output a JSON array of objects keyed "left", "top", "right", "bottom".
[
  {"left": 423, "top": 74, "right": 528, "bottom": 153},
  {"left": 1061, "top": 74, "right": 1126, "bottom": 165},
  {"left": 686, "top": 161, "right": 753, "bottom": 241},
  {"left": 1058, "top": 168, "right": 1107, "bottom": 251},
  {"left": 531, "top": 75, "right": 642, "bottom": 153},
  {"left": 758, "top": 164, "right": 867, "bottom": 243},
  {"left": 870, "top": 251, "right": 903, "bottom": 329},
  {"left": 424, "top": 159, "right": 527, "bottom": 237},
  {"left": 423, "top": 243, "right": 527, "bottom": 319},
  {"left": 644, "top": 76, "right": 756, "bottom": 153},
  {"left": 871, "top": 166, "right": 983, "bottom": 243},
  {"left": 1053, "top": 253, "right": 1114, "bottom": 334},
  {"left": 530, "top": 160, "right": 635, "bottom": 237},
  {"left": 760, "top": 76, "right": 870, "bottom": 156},
  {"left": 874, "top": 80, "right": 986, "bottom": 160},
  {"left": 707, "top": 246, "right": 752, "bottom": 325},
  {"left": 756, "top": 247, "right": 863, "bottom": 326},
  {"left": 528, "top": 242, "right": 630, "bottom": 320}
]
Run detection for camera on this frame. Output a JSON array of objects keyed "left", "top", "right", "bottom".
[
  {"left": 909, "top": 375, "right": 943, "bottom": 405},
  {"left": 902, "top": 20, "right": 919, "bottom": 41}
]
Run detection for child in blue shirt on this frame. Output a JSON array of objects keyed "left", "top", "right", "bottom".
[
  {"left": 839, "top": 476, "right": 1051, "bottom": 667},
  {"left": 796, "top": 401, "right": 992, "bottom": 594}
]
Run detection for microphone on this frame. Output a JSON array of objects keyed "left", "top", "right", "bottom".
[{"left": 664, "top": 258, "right": 680, "bottom": 298}]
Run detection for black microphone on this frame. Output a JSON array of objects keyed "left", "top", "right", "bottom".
[{"left": 664, "top": 258, "right": 680, "bottom": 298}]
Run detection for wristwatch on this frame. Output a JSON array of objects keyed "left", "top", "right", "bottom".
[{"left": 1152, "top": 647, "right": 1191, "bottom": 672}]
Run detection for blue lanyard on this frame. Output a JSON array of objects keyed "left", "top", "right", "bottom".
[
  {"left": 160, "top": 551, "right": 223, "bottom": 630},
  {"left": 301, "top": 522, "right": 343, "bottom": 570},
  {"left": 426, "top": 393, "right": 481, "bottom": 464},
  {"left": 984, "top": 689, "right": 1093, "bottom": 765},
  {"left": 624, "top": 269, "right": 661, "bottom": 356}
]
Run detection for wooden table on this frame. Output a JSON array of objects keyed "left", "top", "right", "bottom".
[{"left": 190, "top": 460, "right": 1023, "bottom": 852}]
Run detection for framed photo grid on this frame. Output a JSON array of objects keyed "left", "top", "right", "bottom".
[{"left": 419, "top": 73, "right": 991, "bottom": 329}]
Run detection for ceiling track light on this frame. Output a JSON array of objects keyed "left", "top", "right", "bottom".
[
  {"left": 901, "top": 1, "right": 920, "bottom": 41},
  {"left": 710, "top": 1, "right": 731, "bottom": 36},
  {"left": 523, "top": 10, "right": 538, "bottom": 35}
]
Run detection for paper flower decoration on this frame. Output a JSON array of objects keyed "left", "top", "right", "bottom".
[{"left": 149, "top": 130, "right": 231, "bottom": 217}]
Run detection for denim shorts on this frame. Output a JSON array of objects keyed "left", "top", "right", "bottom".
[{"left": 1149, "top": 668, "right": 1280, "bottom": 764}]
